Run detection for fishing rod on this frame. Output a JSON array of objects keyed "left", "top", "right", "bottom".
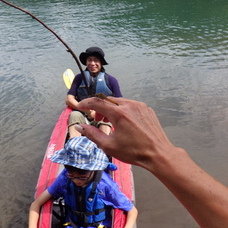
[{"left": 0, "top": 0, "right": 90, "bottom": 95}]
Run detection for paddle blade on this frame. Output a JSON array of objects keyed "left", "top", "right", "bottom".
[{"left": 63, "top": 69, "right": 75, "bottom": 89}]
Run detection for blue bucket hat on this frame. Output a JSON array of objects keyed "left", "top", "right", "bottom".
[{"left": 51, "top": 136, "right": 109, "bottom": 171}]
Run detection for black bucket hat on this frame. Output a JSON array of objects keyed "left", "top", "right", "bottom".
[{"left": 79, "top": 47, "right": 108, "bottom": 66}]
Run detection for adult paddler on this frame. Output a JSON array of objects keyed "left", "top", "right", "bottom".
[{"left": 66, "top": 47, "right": 122, "bottom": 138}]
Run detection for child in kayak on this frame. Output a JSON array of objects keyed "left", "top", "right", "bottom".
[{"left": 28, "top": 136, "right": 137, "bottom": 228}]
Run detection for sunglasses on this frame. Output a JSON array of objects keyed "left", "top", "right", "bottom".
[{"left": 67, "top": 172, "right": 93, "bottom": 181}]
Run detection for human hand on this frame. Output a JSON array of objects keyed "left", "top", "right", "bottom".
[
  {"left": 90, "top": 110, "right": 96, "bottom": 119},
  {"left": 83, "top": 109, "right": 95, "bottom": 120},
  {"left": 76, "top": 97, "right": 176, "bottom": 172},
  {"left": 74, "top": 97, "right": 228, "bottom": 228}
]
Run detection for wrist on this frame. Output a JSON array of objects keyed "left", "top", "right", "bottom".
[
  {"left": 151, "top": 146, "right": 196, "bottom": 183},
  {"left": 145, "top": 145, "right": 187, "bottom": 174}
]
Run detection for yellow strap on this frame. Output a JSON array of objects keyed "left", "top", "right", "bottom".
[{"left": 63, "top": 222, "right": 105, "bottom": 228}]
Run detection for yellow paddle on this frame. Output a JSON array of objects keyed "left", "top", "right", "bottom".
[{"left": 63, "top": 69, "right": 75, "bottom": 89}]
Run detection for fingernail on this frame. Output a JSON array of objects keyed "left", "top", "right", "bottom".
[{"left": 75, "top": 124, "right": 84, "bottom": 133}]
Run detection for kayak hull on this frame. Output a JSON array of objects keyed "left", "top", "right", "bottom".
[{"left": 35, "top": 106, "right": 135, "bottom": 228}]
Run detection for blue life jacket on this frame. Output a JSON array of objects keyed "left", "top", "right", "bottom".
[
  {"left": 77, "top": 71, "right": 113, "bottom": 101},
  {"left": 64, "top": 171, "right": 107, "bottom": 227}
]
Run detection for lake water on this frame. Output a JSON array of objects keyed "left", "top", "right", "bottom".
[{"left": 1, "top": 0, "right": 228, "bottom": 227}]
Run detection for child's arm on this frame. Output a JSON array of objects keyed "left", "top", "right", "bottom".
[
  {"left": 124, "top": 205, "right": 138, "bottom": 228},
  {"left": 28, "top": 190, "right": 52, "bottom": 228}
]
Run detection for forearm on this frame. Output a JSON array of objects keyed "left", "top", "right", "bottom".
[
  {"left": 66, "top": 95, "right": 93, "bottom": 117},
  {"left": 66, "top": 95, "right": 79, "bottom": 110},
  {"left": 151, "top": 146, "right": 228, "bottom": 228},
  {"left": 28, "top": 202, "right": 40, "bottom": 228},
  {"left": 124, "top": 206, "right": 138, "bottom": 228},
  {"left": 28, "top": 190, "right": 52, "bottom": 228}
]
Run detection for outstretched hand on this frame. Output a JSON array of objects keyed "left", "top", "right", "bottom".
[
  {"left": 76, "top": 97, "right": 228, "bottom": 228},
  {"left": 76, "top": 97, "right": 176, "bottom": 172}
]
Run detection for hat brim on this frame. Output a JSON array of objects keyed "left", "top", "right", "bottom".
[
  {"left": 50, "top": 137, "right": 109, "bottom": 171},
  {"left": 79, "top": 52, "right": 108, "bottom": 66}
]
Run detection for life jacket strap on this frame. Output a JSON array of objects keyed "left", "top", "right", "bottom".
[
  {"left": 52, "top": 197, "right": 66, "bottom": 225},
  {"left": 71, "top": 208, "right": 106, "bottom": 216},
  {"left": 69, "top": 217, "right": 104, "bottom": 228}
]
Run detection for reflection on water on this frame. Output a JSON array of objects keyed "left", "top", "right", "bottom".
[{"left": 1, "top": 0, "right": 228, "bottom": 227}]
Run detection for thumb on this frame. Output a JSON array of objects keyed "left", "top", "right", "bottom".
[{"left": 75, "top": 124, "right": 110, "bottom": 149}]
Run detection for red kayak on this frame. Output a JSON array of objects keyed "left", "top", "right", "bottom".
[{"left": 34, "top": 106, "right": 136, "bottom": 228}]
